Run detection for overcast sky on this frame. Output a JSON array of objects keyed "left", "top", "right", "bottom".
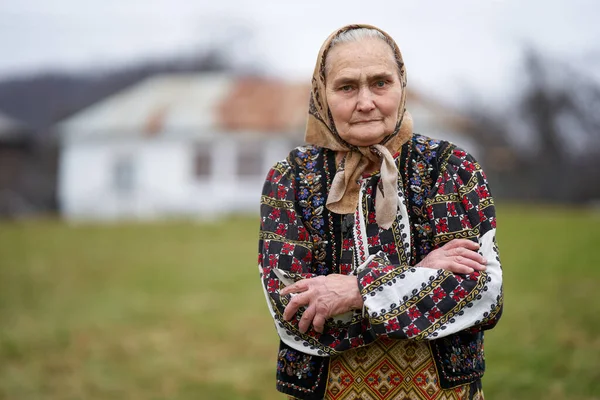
[{"left": 1, "top": 0, "right": 599, "bottom": 106}]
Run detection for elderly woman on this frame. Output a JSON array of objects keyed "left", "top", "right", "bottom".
[{"left": 258, "top": 24, "right": 503, "bottom": 400}]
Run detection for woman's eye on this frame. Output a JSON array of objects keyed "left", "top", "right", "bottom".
[
  {"left": 375, "top": 80, "right": 386, "bottom": 88},
  {"left": 340, "top": 85, "right": 353, "bottom": 92}
]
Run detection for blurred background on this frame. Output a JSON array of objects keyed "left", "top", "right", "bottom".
[{"left": 0, "top": 0, "right": 599, "bottom": 399}]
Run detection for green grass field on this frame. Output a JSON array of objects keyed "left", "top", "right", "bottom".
[{"left": 1, "top": 204, "right": 599, "bottom": 399}]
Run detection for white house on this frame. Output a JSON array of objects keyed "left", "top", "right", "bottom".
[
  {"left": 57, "top": 73, "right": 474, "bottom": 221},
  {"left": 57, "top": 74, "right": 308, "bottom": 221}
]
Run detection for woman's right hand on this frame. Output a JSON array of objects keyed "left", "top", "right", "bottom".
[{"left": 417, "top": 239, "right": 487, "bottom": 274}]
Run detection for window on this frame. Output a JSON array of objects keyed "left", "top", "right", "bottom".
[
  {"left": 113, "top": 155, "right": 135, "bottom": 194},
  {"left": 236, "top": 141, "right": 263, "bottom": 177},
  {"left": 194, "top": 148, "right": 212, "bottom": 178}
]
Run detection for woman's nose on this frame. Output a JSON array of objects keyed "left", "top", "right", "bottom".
[{"left": 356, "top": 88, "right": 376, "bottom": 112}]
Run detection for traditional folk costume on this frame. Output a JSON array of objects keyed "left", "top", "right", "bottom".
[{"left": 258, "top": 25, "right": 503, "bottom": 400}]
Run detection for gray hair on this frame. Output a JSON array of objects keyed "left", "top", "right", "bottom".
[
  {"left": 325, "top": 27, "right": 399, "bottom": 77},
  {"left": 330, "top": 28, "right": 392, "bottom": 49}
]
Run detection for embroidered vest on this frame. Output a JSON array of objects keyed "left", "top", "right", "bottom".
[{"left": 275, "top": 134, "right": 486, "bottom": 399}]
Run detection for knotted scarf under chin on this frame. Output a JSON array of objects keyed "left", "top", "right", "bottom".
[
  {"left": 324, "top": 113, "right": 412, "bottom": 230},
  {"left": 328, "top": 144, "right": 397, "bottom": 229}
]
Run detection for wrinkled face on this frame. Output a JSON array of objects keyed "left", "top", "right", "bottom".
[{"left": 325, "top": 37, "right": 402, "bottom": 147}]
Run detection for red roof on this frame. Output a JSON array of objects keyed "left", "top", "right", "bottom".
[{"left": 217, "top": 77, "right": 310, "bottom": 133}]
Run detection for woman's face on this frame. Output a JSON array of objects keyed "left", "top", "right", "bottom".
[{"left": 325, "top": 38, "right": 402, "bottom": 147}]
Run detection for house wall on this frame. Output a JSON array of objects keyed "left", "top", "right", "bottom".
[
  {"left": 192, "top": 136, "right": 295, "bottom": 213},
  {"left": 59, "top": 137, "right": 189, "bottom": 220},
  {"left": 58, "top": 134, "right": 299, "bottom": 221}
]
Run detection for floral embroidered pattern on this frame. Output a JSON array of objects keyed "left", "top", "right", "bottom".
[
  {"left": 295, "top": 147, "right": 325, "bottom": 236},
  {"left": 406, "top": 135, "right": 444, "bottom": 260},
  {"left": 293, "top": 146, "right": 336, "bottom": 275},
  {"left": 277, "top": 348, "right": 318, "bottom": 380},
  {"left": 431, "top": 331, "right": 486, "bottom": 387},
  {"left": 259, "top": 135, "right": 502, "bottom": 399}
]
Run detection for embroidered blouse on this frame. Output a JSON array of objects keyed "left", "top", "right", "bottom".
[{"left": 258, "top": 134, "right": 503, "bottom": 399}]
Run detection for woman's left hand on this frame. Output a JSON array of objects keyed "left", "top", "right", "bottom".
[{"left": 281, "top": 274, "right": 363, "bottom": 334}]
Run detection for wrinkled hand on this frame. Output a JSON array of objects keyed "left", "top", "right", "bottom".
[
  {"left": 280, "top": 274, "right": 363, "bottom": 334},
  {"left": 418, "top": 239, "right": 487, "bottom": 274}
]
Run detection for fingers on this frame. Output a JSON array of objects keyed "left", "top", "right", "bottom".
[
  {"left": 449, "top": 262, "right": 476, "bottom": 275},
  {"left": 298, "top": 304, "right": 317, "bottom": 333},
  {"left": 283, "top": 291, "right": 311, "bottom": 321},
  {"left": 443, "top": 239, "right": 480, "bottom": 251},
  {"left": 312, "top": 314, "right": 327, "bottom": 334},
  {"left": 448, "top": 247, "right": 487, "bottom": 267},
  {"left": 419, "top": 239, "right": 488, "bottom": 274},
  {"left": 455, "top": 255, "right": 486, "bottom": 271},
  {"left": 283, "top": 293, "right": 327, "bottom": 335},
  {"left": 446, "top": 256, "right": 481, "bottom": 274},
  {"left": 281, "top": 280, "right": 310, "bottom": 296}
]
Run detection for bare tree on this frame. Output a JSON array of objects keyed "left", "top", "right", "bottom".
[{"left": 465, "top": 48, "right": 600, "bottom": 203}]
